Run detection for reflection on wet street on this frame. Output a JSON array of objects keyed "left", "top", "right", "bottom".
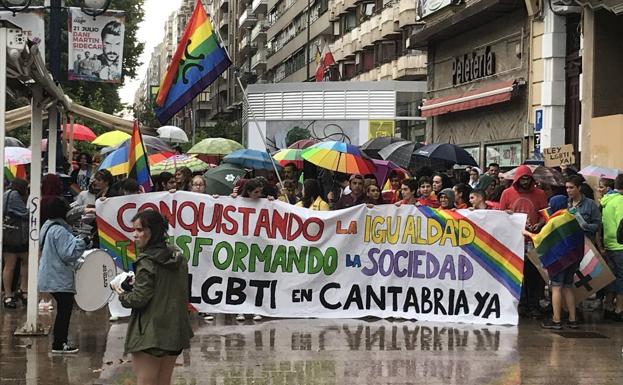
[{"left": 1, "top": 309, "right": 622, "bottom": 384}]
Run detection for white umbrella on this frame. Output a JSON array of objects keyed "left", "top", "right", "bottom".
[
  {"left": 5, "top": 147, "right": 31, "bottom": 165},
  {"left": 157, "top": 125, "right": 189, "bottom": 143}
]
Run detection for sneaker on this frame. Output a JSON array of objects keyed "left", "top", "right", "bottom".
[
  {"left": 204, "top": 314, "right": 214, "bottom": 321},
  {"left": 235, "top": 314, "right": 245, "bottom": 322},
  {"left": 252, "top": 314, "right": 263, "bottom": 321},
  {"left": 541, "top": 319, "right": 563, "bottom": 330},
  {"left": 52, "top": 343, "right": 79, "bottom": 354},
  {"left": 38, "top": 300, "right": 53, "bottom": 312},
  {"left": 109, "top": 316, "right": 119, "bottom": 322},
  {"left": 567, "top": 320, "right": 580, "bottom": 329}
]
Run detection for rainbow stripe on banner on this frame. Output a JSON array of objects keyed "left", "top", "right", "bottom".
[
  {"left": 418, "top": 206, "right": 524, "bottom": 300},
  {"left": 155, "top": 0, "right": 231, "bottom": 124},
  {"left": 97, "top": 216, "right": 137, "bottom": 271}
]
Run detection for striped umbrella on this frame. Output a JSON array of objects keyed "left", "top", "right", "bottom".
[
  {"left": 272, "top": 148, "right": 304, "bottom": 168},
  {"left": 150, "top": 154, "right": 211, "bottom": 175},
  {"left": 148, "top": 152, "right": 175, "bottom": 165},
  {"left": 301, "top": 141, "right": 376, "bottom": 174}
]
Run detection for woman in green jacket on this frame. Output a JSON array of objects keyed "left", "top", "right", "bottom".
[{"left": 116, "top": 210, "right": 193, "bottom": 385}]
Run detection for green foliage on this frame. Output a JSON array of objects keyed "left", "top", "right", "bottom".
[{"left": 286, "top": 126, "right": 311, "bottom": 146}]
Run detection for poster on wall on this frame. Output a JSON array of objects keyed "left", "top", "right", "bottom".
[
  {"left": 368, "top": 120, "right": 395, "bottom": 140},
  {"left": 98, "top": 192, "right": 527, "bottom": 325},
  {"left": 486, "top": 142, "right": 521, "bottom": 168},
  {"left": 0, "top": 7, "right": 45, "bottom": 62},
  {"left": 68, "top": 7, "right": 125, "bottom": 83}
]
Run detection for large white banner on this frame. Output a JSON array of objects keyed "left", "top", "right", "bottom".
[
  {"left": 0, "top": 7, "right": 45, "bottom": 62},
  {"left": 96, "top": 192, "right": 526, "bottom": 325},
  {"left": 68, "top": 7, "right": 125, "bottom": 83}
]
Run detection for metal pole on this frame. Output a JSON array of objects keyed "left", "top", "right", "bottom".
[
  {"left": 0, "top": 26, "right": 7, "bottom": 298},
  {"left": 235, "top": 75, "right": 283, "bottom": 187},
  {"left": 69, "top": 114, "right": 75, "bottom": 161},
  {"left": 306, "top": 0, "right": 311, "bottom": 80},
  {"left": 47, "top": 107, "right": 57, "bottom": 173},
  {"left": 16, "top": 86, "right": 46, "bottom": 335}
]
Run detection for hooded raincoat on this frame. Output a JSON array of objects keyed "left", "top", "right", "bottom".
[{"left": 499, "top": 165, "right": 548, "bottom": 228}]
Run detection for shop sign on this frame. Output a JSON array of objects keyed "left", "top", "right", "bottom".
[
  {"left": 543, "top": 144, "right": 575, "bottom": 167},
  {"left": 452, "top": 46, "right": 496, "bottom": 85}
]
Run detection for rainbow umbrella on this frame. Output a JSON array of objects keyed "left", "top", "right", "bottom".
[
  {"left": 148, "top": 152, "right": 175, "bottom": 165},
  {"left": 150, "top": 154, "right": 211, "bottom": 175},
  {"left": 98, "top": 146, "right": 129, "bottom": 176},
  {"left": 301, "top": 141, "right": 376, "bottom": 174},
  {"left": 272, "top": 149, "right": 304, "bottom": 168}
]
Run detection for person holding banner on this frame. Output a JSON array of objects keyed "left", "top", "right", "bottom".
[
  {"left": 175, "top": 167, "right": 193, "bottom": 191},
  {"left": 397, "top": 179, "right": 418, "bottom": 206},
  {"left": 334, "top": 174, "right": 366, "bottom": 210},
  {"left": 416, "top": 176, "right": 440, "bottom": 208},
  {"left": 438, "top": 188, "right": 456, "bottom": 210},
  {"left": 295, "top": 179, "right": 329, "bottom": 211},
  {"left": 115, "top": 210, "right": 193, "bottom": 385},
  {"left": 468, "top": 189, "right": 489, "bottom": 210}
]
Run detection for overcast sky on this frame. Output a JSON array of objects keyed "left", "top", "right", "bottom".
[{"left": 118, "top": 0, "right": 182, "bottom": 106}]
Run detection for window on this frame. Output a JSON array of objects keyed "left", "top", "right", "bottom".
[{"left": 485, "top": 142, "right": 522, "bottom": 168}]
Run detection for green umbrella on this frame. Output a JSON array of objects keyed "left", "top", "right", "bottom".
[
  {"left": 203, "top": 163, "right": 247, "bottom": 195},
  {"left": 150, "top": 154, "right": 210, "bottom": 175},
  {"left": 188, "top": 137, "right": 243, "bottom": 155}
]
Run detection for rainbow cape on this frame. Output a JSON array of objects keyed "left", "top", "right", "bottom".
[
  {"left": 155, "top": 0, "right": 231, "bottom": 124},
  {"left": 532, "top": 209, "right": 584, "bottom": 276},
  {"left": 418, "top": 206, "right": 524, "bottom": 300},
  {"left": 128, "top": 120, "right": 152, "bottom": 192}
]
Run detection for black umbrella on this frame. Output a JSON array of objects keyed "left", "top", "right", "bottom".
[
  {"left": 360, "top": 136, "right": 404, "bottom": 159},
  {"left": 6, "top": 137, "right": 24, "bottom": 147},
  {"left": 414, "top": 143, "right": 478, "bottom": 167},
  {"left": 377, "top": 141, "right": 424, "bottom": 169}
]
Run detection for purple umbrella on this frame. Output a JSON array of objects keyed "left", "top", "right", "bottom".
[{"left": 371, "top": 159, "right": 409, "bottom": 187}]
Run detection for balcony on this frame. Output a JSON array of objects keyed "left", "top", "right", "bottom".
[
  {"left": 218, "top": 13, "right": 229, "bottom": 31},
  {"left": 393, "top": 53, "right": 427, "bottom": 80},
  {"left": 329, "top": 0, "right": 344, "bottom": 21},
  {"left": 398, "top": 0, "right": 416, "bottom": 28},
  {"left": 239, "top": 8, "right": 257, "bottom": 28},
  {"left": 251, "top": 50, "right": 267, "bottom": 70},
  {"left": 331, "top": 36, "right": 344, "bottom": 62},
  {"left": 239, "top": 34, "right": 258, "bottom": 57},
  {"left": 252, "top": 0, "right": 267, "bottom": 14},
  {"left": 381, "top": 4, "right": 400, "bottom": 38},
  {"left": 218, "top": 0, "right": 228, "bottom": 11},
  {"left": 370, "top": 14, "right": 382, "bottom": 44},
  {"left": 344, "top": 0, "right": 356, "bottom": 11},
  {"left": 351, "top": 28, "right": 361, "bottom": 52},
  {"left": 360, "top": 19, "right": 372, "bottom": 48},
  {"left": 251, "top": 20, "right": 268, "bottom": 42},
  {"left": 342, "top": 32, "right": 353, "bottom": 58},
  {"left": 379, "top": 61, "right": 394, "bottom": 80}
]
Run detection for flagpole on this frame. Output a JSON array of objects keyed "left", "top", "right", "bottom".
[{"left": 211, "top": 21, "right": 284, "bottom": 187}]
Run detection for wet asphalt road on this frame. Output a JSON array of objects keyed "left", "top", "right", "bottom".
[{"left": 1, "top": 308, "right": 622, "bottom": 384}]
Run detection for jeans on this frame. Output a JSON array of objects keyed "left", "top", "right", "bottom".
[
  {"left": 51, "top": 292, "right": 74, "bottom": 349},
  {"left": 606, "top": 250, "right": 623, "bottom": 294},
  {"left": 521, "top": 241, "right": 545, "bottom": 309}
]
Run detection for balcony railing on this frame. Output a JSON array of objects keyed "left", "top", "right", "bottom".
[
  {"left": 250, "top": 20, "right": 268, "bottom": 42},
  {"left": 251, "top": 50, "right": 267, "bottom": 69},
  {"left": 398, "top": 0, "right": 416, "bottom": 28},
  {"left": 239, "top": 7, "right": 257, "bottom": 27},
  {"left": 252, "top": 0, "right": 267, "bottom": 14},
  {"left": 218, "top": 13, "right": 229, "bottom": 30}
]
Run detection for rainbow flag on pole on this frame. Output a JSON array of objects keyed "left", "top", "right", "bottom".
[
  {"left": 155, "top": 0, "right": 232, "bottom": 124},
  {"left": 128, "top": 120, "right": 152, "bottom": 192},
  {"left": 532, "top": 209, "right": 584, "bottom": 276}
]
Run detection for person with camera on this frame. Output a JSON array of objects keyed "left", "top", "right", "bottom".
[
  {"left": 114, "top": 210, "right": 193, "bottom": 385},
  {"left": 38, "top": 196, "right": 88, "bottom": 353}
]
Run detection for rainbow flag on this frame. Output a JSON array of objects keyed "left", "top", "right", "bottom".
[
  {"left": 532, "top": 209, "right": 584, "bottom": 276},
  {"left": 128, "top": 120, "right": 152, "bottom": 192},
  {"left": 4, "top": 164, "right": 26, "bottom": 182},
  {"left": 418, "top": 206, "right": 524, "bottom": 300},
  {"left": 97, "top": 215, "right": 137, "bottom": 271},
  {"left": 155, "top": 0, "right": 231, "bottom": 124}
]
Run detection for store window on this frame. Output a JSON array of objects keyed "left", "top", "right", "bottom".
[
  {"left": 462, "top": 145, "right": 481, "bottom": 168},
  {"left": 485, "top": 142, "right": 522, "bottom": 168}
]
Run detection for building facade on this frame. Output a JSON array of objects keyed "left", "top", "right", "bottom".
[{"left": 409, "top": 0, "right": 531, "bottom": 168}]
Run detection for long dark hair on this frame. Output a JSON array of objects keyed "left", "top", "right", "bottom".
[
  {"left": 241, "top": 178, "right": 263, "bottom": 197},
  {"left": 301, "top": 179, "right": 322, "bottom": 208},
  {"left": 131, "top": 210, "right": 169, "bottom": 249},
  {"left": 10, "top": 178, "right": 28, "bottom": 199},
  {"left": 156, "top": 172, "right": 174, "bottom": 191}
]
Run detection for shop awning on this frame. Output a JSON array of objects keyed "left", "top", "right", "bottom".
[{"left": 420, "top": 80, "right": 516, "bottom": 117}]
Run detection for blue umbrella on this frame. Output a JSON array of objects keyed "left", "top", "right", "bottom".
[
  {"left": 98, "top": 145, "right": 129, "bottom": 176},
  {"left": 222, "top": 149, "right": 282, "bottom": 171}
]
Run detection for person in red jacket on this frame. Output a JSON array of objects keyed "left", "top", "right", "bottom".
[{"left": 499, "top": 165, "right": 548, "bottom": 317}]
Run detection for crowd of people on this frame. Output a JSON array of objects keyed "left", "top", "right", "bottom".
[{"left": 3, "top": 153, "right": 623, "bottom": 362}]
